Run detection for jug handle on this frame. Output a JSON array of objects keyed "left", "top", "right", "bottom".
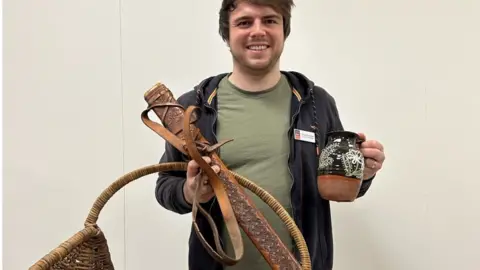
[{"left": 356, "top": 132, "right": 366, "bottom": 146}]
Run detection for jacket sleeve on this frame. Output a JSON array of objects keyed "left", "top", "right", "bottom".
[
  {"left": 326, "top": 91, "right": 374, "bottom": 198},
  {"left": 155, "top": 140, "right": 192, "bottom": 214}
]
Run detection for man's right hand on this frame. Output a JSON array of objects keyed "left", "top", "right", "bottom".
[{"left": 183, "top": 156, "right": 220, "bottom": 205}]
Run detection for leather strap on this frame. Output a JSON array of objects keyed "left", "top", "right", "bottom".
[
  {"left": 141, "top": 103, "right": 244, "bottom": 265},
  {"left": 140, "top": 103, "right": 188, "bottom": 156},
  {"left": 184, "top": 106, "right": 244, "bottom": 265}
]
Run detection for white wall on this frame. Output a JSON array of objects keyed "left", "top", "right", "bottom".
[{"left": 4, "top": 1, "right": 480, "bottom": 270}]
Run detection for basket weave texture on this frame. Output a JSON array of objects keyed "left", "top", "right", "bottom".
[{"left": 30, "top": 226, "right": 113, "bottom": 270}]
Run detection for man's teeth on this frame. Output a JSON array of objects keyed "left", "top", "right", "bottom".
[{"left": 248, "top": 45, "right": 268, "bottom": 51}]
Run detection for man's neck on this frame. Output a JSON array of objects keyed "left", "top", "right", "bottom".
[{"left": 228, "top": 67, "right": 282, "bottom": 92}]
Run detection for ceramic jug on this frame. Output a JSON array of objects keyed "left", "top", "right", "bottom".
[{"left": 317, "top": 131, "right": 365, "bottom": 202}]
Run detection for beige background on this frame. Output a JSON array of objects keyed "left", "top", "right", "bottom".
[{"left": 4, "top": 0, "right": 480, "bottom": 269}]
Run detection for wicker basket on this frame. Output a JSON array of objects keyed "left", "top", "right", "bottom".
[
  {"left": 29, "top": 226, "right": 113, "bottom": 270},
  {"left": 29, "top": 162, "right": 311, "bottom": 270}
]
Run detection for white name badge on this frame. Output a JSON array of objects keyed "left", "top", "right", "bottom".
[{"left": 294, "top": 129, "right": 315, "bottom": 143}]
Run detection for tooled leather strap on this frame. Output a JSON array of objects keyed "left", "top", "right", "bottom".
[
  {"left": 140, "top": 103, "right": 188, "bottom": 156},
  {"left": 141, "top": 103, "right": 244, "bottom": 265}
]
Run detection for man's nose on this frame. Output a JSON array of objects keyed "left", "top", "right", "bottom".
[{"left": 250, "top": 20, "right": 266, "bottom": 38}]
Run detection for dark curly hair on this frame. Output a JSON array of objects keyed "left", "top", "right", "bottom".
[{"left": 218, "top": 0, "right": 295, "bottom": 42}]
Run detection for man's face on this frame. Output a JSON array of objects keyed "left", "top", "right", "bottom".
[{"left": 227, "top": 2, "right": 285, "bottom": 74}]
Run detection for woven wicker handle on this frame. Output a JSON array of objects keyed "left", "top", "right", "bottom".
[
  {"left": 83, "top": 162, "right": 186, "bottom": 226},
  {"left": 29, "top": 80, "right": 313, "bottom": 270}
]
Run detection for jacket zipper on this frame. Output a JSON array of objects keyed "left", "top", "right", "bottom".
[
  {"left": 287, "top": 97, "right": 305, "bottom": 258},
  {"left": 205, "top": 104, "right": 218, "bottom": 145}
]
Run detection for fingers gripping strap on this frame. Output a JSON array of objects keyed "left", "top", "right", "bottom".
[{"left": 184, "top": 106, "right": 244, "bottom": 264}]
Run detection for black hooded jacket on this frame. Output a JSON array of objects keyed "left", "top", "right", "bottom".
[{"left": 154, "top": 71, "right": 373, "bottom": 270}]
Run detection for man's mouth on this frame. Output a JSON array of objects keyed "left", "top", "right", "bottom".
[{"left": 247, "top": 45, "right": 269, "bottom": 51}]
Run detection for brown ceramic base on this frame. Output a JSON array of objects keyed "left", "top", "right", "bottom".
[{"left": 317, "top": 175, "right": 362, "bottom": 202}]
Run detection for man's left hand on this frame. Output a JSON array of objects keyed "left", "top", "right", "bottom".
[{"left": 357, "top": 133, "right": 385, "bottom": 180}]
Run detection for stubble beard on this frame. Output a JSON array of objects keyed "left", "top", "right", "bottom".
[{"left": 230, "top": 48, "right": 282, "bottom": 76}]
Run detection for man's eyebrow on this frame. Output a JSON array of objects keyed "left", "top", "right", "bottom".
[
  {"left": 233, "top": 15, "right": 251, "bottom": 22},
  {"left": 263, "top": 14, "right": 282, "bottom": 20},
  {"left": 233, "top": 14, "right": 282, "bottom": 22}
]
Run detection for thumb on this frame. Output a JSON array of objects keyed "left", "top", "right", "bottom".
[
  {"left": 186, "top": 160, "right": 201, "bottom": 179},
  {"left": 186, "top": 157, "right": 211, "bottom": 179},
  {"left": 357, "top": 132, "right": 367, "bottom": 141}
]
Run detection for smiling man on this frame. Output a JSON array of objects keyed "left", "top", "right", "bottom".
[{"left": 154, "top": 1, "right": 386, "bottom": 270}]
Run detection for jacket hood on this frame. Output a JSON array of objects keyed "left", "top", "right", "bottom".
[{"left": 193, "top": 71, "right": 316, "bottom": 107}]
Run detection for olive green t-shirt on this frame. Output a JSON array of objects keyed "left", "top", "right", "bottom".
[{"left": 216, "top": 74, "right": 294, "bottom": 269}]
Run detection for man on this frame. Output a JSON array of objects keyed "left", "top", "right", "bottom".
[{"left": 154, "top": 0, "right": 386, "bottom": 269}]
